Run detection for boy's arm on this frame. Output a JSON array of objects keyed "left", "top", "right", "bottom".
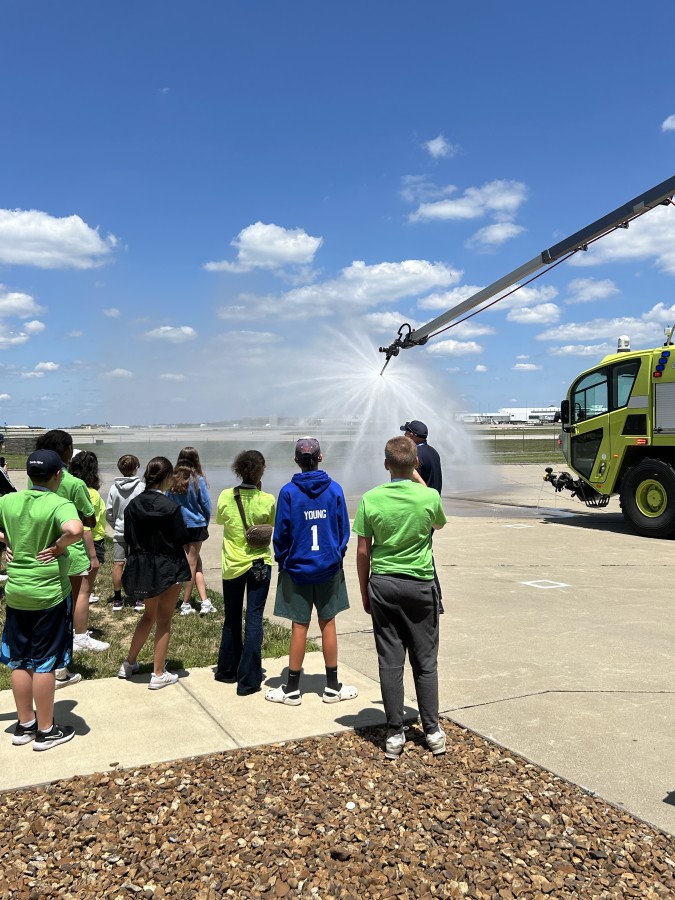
[
  {"left": 36, "top": 519, "right": 84, "bottom": 562},
  {"left": 356, "top": 535, "right": 373, "bottom": 615}
]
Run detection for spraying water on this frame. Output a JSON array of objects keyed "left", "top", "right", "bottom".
[{"left": 274, "top": 328, "right": 491, "bottom": 499}]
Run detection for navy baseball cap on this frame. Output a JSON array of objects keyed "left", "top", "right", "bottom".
[
  {"left": 26, "top": 449, "right": 63, "bottom": 478},
  {"left": 400, "top": 420, "right": 428, "bottom": 439}
]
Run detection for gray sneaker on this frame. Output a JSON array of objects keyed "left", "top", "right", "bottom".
[
  {"left": 425, "top": 726, "right": 446, "bottom": 756},
  {"left": 149, "top": 670, "right": 179, "bottom": 690}
]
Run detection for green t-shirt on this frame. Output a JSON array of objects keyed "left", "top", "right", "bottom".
[
  {"left": 216, "top": 487, "right": 276, "bottom": 580},
  {"left": 352, "top": 480, "right": 447, "bottom": 580},
  {"left": 0, "top": 489, "right": 79, "bottom": 610}
]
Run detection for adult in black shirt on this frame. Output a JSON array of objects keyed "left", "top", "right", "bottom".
[{"left": 400, "top": 420, "right": 442, "bottom": 493}]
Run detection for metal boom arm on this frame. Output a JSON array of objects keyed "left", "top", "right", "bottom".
[{"left": 379, "top": 174, "right": 675, "bottom": 373}]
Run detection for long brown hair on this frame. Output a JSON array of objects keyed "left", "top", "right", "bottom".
[{"left": 170, "top": 446, "right": 205, "bottom": 495}]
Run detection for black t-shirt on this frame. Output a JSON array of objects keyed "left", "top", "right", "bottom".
[{"left": 416, "top": 442, "right": 442, "bottom": 493}]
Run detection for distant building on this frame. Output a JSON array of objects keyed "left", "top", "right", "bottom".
[{"left": 461, "top": 406, "right": 559, "bottom": 425}]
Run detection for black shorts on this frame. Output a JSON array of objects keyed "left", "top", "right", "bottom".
[
  {"left": 0, "top": 595, "right": 74, "bottom": 672},
  {"left": 93, "top": 539, "right": 106, "bottom": 564},
  {"left": 185, "top": 526, "right": 209, "bottom": 542}
]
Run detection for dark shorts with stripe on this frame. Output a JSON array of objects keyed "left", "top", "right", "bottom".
[
  {"left": 185, "top": 526, "right": 209, "bottom": 542},
  {"left": 0, "top": 595, "right": 74, "bottom": 673}
]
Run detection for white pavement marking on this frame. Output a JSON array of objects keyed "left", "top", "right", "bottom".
[{"left": 520, "top": 579, "right": 571, "bottom": 589}]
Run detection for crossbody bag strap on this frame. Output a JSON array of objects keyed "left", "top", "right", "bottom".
[{"left": 233, "top": 486, "right": 250, "bottom": 531}]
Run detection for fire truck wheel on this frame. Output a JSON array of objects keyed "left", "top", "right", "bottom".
[{"left": 620, "top": 458, "right": 675, "bottom": 538}]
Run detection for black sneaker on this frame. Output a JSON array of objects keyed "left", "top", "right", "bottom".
[
  {"left": 33, "top": 722, "right": 75, "bottom": 752},
  {"left": 12, "top": 719, "right": 37, "bottom": 746}
]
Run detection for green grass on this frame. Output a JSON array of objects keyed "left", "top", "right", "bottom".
[{"left": 0, "top": 537, "right": 314, "bottom": 690}]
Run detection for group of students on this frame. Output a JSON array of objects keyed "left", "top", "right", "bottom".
[{"left": 0, "top": 421, "right": 448, "bottom": 760}]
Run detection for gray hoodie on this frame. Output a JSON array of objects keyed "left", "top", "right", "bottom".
[{"left": 106, "top": 476, "right": 145, "bottom": 540}]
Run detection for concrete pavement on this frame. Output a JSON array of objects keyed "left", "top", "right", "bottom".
[{"left": 2, "top": 465, "right": 675, "bottom": 836}]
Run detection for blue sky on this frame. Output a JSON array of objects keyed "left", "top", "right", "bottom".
[{"left": 2, "top": 2, "right": 675, "bottom": 426}]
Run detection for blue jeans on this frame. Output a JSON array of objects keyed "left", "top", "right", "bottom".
[{"left": 217, "top": 567, "right": 270, "bottom": 695}]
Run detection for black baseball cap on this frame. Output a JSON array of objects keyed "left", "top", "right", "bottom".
[
  {"left": 26, "top": 449, "right": 63, "bottom": 478},
  {"left": 400, "top": 420, "right": 428, "bottom": 439}
]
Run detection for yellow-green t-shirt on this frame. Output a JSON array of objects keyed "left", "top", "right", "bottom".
[
  {"left": 88, "top": 488, "right": 106, "bottom": 541},
  {"left": 0, "top": 489, "right": 79, "bottom": 609},
  {"left": 216, "top": 487, "right": 275, "bottom": 580}
]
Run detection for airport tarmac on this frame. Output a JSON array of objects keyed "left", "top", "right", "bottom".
[{"left": 2, "top": 464, "right": 674, "bottom": 836}]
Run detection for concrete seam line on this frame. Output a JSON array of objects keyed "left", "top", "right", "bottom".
[
  {"left": 441, "top": 687, "right": 675, "bottom": 713},
  {"left": 177, "top": 680, "right": 242, "bottom": 746}
]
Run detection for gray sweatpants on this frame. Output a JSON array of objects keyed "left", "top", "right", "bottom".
[{"left": 368, "top": 573, "right": 440, "bottom": 737}]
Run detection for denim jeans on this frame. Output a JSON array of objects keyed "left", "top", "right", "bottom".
[{"left": 217, "top": 566, "right": 270, "bottom": 695}]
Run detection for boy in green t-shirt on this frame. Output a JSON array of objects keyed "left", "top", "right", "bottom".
[
  {"left": 353, "top": 436, "right": 447, "bottom": 760},
  {"left": 0, "top": 450, "right": 84, "bottom": 750}
]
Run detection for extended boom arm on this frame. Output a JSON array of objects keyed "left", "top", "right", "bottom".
[{"left": 379, "top": 174, "right": 675, "bottom": 374}]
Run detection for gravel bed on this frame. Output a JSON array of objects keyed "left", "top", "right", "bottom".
[{"left": 2, "top": 721, "right": 674, "bottom": 898}]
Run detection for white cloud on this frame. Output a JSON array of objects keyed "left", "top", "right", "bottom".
[
  {"left": 536, "top": 302, "right": 675, "bottom": 345},
  {"left": 105, "top": 368, "right": 134, "bottom": 378},
  {"left": 218, "top": 330, "right": 281, "bottom": 344},
  {"left": 549, "top": 343, "right": 611, "bottom": 357},
  {"left": 103, "top": 307, "right": 121, "bottom": 318},
  {"left": 661, "top": 114, "right": 675, "bottom": 132},
  {"left": 426, "top": 339, "right": 483, "bottom": 355},
  {"left": 24, "top": 320, "right": 45, "bottom": 334},
  {"left": 217, "top": 259, "right": 460, "bottom": 321},
  {"left": 0, "top": 393, "right": 10, "bottom": 401},
  {"left": 466, "top": 221, "right": 525, "bottom": 249},
  {"left": 68, "top": 330, "right": 83, "bottom": 338},
  {"left": 418, "top": 285, "right": 483, "bottom": 310},
  {"left": 512, "top": 362, "right": 541, "bottom": 371},
  {"left": 0, "top": 325, "right": 30, "bottom": 349},
  {"left": 0, "top": 286, "right": 45, "bottom": 318},
  {"left": 424, "top": 134, "right": 458, "bottom": 159},
  {"left": 507, "top": 303, "right": 560, "bottom": 324},
  {"left": 475, "top": 364, "right": 487, "bottom": 373},
  {"left": 569, "top": 205, "right": 675, "bottom": 274},
  {"left": 35, "top": 361, "right": 59, "bottom": 371},
  {"left": 400, "top": 176, "right": 456, "bottom": 205},
  {"left": 145, "top": 325, "right": 197, "bottom": 342},
  {"left": 0, "top": 209, "right": 117, "bottom": 269},
  {"left": 362, "top": 311, "right": 422, "bottom": 331},
  {"left": 446, "top": 321, "right": 496, "bottom": 338},
  {"left": 205, "top": 222, "right": 323, "bottom": 273},
  {"left": 159, "top": 373, "right": 186, "bottom": 381},
  {"left": 410, "top": 179, "right": 527, "bottom": 223},
  {"left": 566, "top": 277, "right": 619, "bottom": 304},
  {"left": 498, "top": 284, "right": 559, "bottom": 310},
  {"left": 21, "top": 371, "right": 43, "bottom": 378},
  {"left": 516, "top": 354, "right": 529, "bottom": 359}
]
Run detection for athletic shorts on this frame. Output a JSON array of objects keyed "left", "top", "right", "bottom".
[
  {"left": 93, "top": 539, "right": 106, "bottom": 564},
  {"left": 113, "top": 540, "right": 128, "bottom": 564},
  {"left": 0, "top": 595, "right": 74, "bottom": 673},
  {"left": 273, "top": 569, "right": 349, "bottom": 624},
  {"left": 185, "top": 526, "right": 209, "bottom": 543}
]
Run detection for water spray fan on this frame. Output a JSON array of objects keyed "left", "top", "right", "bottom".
[{"left": 378, "top": 174, "right": 675, "bottom": 376}]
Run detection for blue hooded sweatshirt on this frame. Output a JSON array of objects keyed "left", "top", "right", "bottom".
[{"left": 273, "top": 470, "right": 349, "bottom": 585}]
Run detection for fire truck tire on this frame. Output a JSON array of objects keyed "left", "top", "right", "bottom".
[{"left": 620, "top": 458, "right": 675, "bottom": 538}]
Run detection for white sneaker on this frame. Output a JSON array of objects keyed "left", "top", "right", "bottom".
[
  {"left": 199, "top": 600, "right": 215, "bottom": 615},
  {"left": 117, "top": 660, "right": 140, "bottom": 679},
  {"left": 179, "top": 603, "right": 195, "bottom": 616},
  {"left": 73, "top": 632, "right": 110, "bottom": 652},
  {"left": 149, "top": 670, "right": 179, "bottom": 690},
  {"left": 55, "top": 670, "right": 82, "bottom": 689},
  {"left": 425, "top": 726, "right": 446, "bottom": 756},
  {"left": 385, "top": 731, "right": 406, "bottom": 760},
  {"left": 89, "top": 594, "right": 100, "bottom": 604}
]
